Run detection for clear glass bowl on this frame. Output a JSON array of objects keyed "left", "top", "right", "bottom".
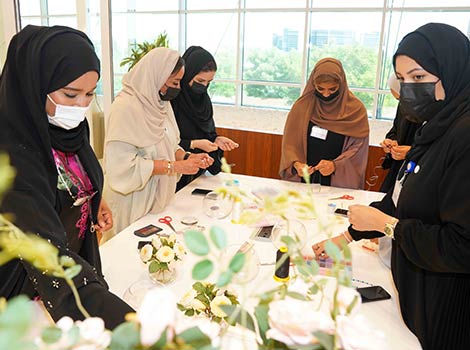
[
  {"left": 271, "top": 219, "right": 307, "bottom": 251},
  {"left": 123, "top": 278, "right": 164, "bottom": 310},
  {"left": 221, "top": 243, "right": 260, "bottom": 284},
  {"left": 203, "top": 191, "right": 233, "bottom": 219}
]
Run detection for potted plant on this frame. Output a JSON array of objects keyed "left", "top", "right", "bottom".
[{"left": 120, "top": 31, "right": 169, "bottom": 71}]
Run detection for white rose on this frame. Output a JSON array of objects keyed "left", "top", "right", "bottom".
[
  {"left": 139, "top": 244, "right": 153, "bottom": 262},
  {"left": 138, "top": 288, "right": 177, "bottom": 346},
  {"left": 151, "top": 236, "right": 162, "bottom": 249},
  {"left": 335, "top": 285, "right": 361, "bottom": 316},
  {"left": 77, "top": 317, "right": 107, "bottom": 343},
  {"left": 190, "top": 298, "right": 207, "bottom": 312},
  {"left": 210, "top": 295, "right": 231, "bottom": 318},
  {"left": 168, "top": 233, "right": 177, "bottom": 244},
  {"left": 56, "top": 316, "right": 74, "bottom": 332},
  {"left": 173, "top": 242, "right": 186, "bottom": 259},
  {"left": 266, "top": 297, "right": 334, "bottom": 346},
  {"left": 156, "top": 246, "right": 175, "bottom": 263},
  {"left": 179, "top": 288, "right": 198, "bottom": 308}
]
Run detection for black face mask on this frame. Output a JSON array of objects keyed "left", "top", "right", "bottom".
[
  {"left": 190, "top": 81, "right": 208, "bottom": 95},
  {"left": 159, "top": 85, "right": 181, "bottom": 101},
  {"left": 399, "top": 81, "right": 445, "bottom": 123},
  {"left": 315, "top": 89, "right": 340, "bottom": 102}
]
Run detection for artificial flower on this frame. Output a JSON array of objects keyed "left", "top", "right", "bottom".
[
  {"left": 209, "top": 295, "right": 231, "bottom": 318},
  {"left": 156, "top": 246, "right": 175, "bottom": 263},
  {"left": 139, "top": 244, "right": 153, "bottom": 262}
]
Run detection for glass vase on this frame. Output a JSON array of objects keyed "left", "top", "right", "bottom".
[{"left": 149, "top": 267, "right": 177, "bottom": 284}]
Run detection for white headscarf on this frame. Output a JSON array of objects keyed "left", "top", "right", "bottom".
[{"left": 105, "top": 47, "right": 181, "bottom": 147}]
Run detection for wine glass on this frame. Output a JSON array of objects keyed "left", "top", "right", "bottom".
[{"left": 203, "top": 191, "right": 233, "bottom": 219}]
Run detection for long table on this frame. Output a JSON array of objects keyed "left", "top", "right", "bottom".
[{"left": 100, "top": 173, "right": 421, "bottom": 349}]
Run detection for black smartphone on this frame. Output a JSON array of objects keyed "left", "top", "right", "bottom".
[
  {"left": 357, "top": 285, "right": 391, "bottom": 303},
  {"left": 191, "top": 188, "right": 213, "bottom": 196},
  {"left": 334, "top": 208, "right": 349, "bottom": 218},
  {"left": 254, "top": 225, "right": 274, "bottom": 241},
  {"left": 133, "top": 224, "right": 162, "bottom": 238},
  {"left": 137, "top": 240, "right": 151, "bottom": 250}
]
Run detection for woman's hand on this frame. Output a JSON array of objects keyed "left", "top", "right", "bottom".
[
  {"left": 313, "top": 159, "right": 335, "bottom": 176},
  {"left": 215, "top": 136, "right": 239, "bottom": 151},
  {"left": 348, "top": 204, "right": 394, "bottom": 233},
  {"left": 390, "top": 145, "right": 411, "bottom": 161},
  {"left": 380, "top": 138, "right": 397, "bottom": 154},
  {"left": 94, "top": 199, "right": 113, "bottom": 232},
  {"left": 191, "top": 139, "right": 218, "bottom": 153},
  {"left": 312, "top": 232, "right": 351, "bottom": 259},
  {"left": 293, "top": 161, "right": 314, "bottom": 176},
  {"left": 174, "top": 153, "right": 214, "bottom": 174}
]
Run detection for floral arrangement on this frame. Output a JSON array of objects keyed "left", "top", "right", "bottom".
[
  {"left": 177, "top": 282, "right": 239, "bottom": 323},
  {"left": 139, "top": 233, "right": 186, "bottom": 283}
]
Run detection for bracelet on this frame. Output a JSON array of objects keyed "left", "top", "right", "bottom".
[
  {"left": 342, "top": 231, "right": 352, "bottom": 243},
  {"left": 190, "top": 140, "right": 194, "bottom": 149},
  {"left": 166, "top": 160, "right": 174, "bottom": 175},
  {"left": 184, "top": 152, "right": 191, "bottom": 160}
]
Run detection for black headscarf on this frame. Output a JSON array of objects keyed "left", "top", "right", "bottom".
[
  {"left": 0, "top": 26, "right": 114, "bottom": 319},
  {"left": 393, "top": 23, "right": 470, "bottom": 163},
  {"left": 171, "top": 46, "right": 217, "bottom": 135}
]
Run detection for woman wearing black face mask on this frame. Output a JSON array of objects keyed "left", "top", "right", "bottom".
[
  {"left": 280, "top": 58, "right": 369, "bottom": 189},
  {"left": 171, "top": 46, "right": 238, "bottom": 191},
  {"left": 104, "top": 48, "right": 214, "bottom": 235},
  {"left": 314, "top": 23, "right": 470, "bottom": 350}
]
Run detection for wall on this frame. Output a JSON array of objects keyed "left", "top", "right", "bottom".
[{"left": 217, "top": 127, "right": 389, "bottom": 192}]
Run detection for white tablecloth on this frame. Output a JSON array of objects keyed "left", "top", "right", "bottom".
[{"left": 100, "top": 173, "right": 421, "bottom": 349}]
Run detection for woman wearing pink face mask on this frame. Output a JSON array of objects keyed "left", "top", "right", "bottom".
[{"left": 0, "top": 25, "right": 133, "bottom": 329}]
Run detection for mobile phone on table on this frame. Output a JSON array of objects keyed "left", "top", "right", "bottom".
[
  {"left": 254, "top": 225, "right": 274, "bottom": 241},
  {"left": 191, "top": 188, "right": 213, "bottom": 196},
  {"left": 133, "top": 224, "right": 162, "bottom": 238},
  {"left": 357, "top": 285, "right": 391, "bottom": 303},
  {"left": 334, "top": 208, "right": 349, "bottom": 218}
]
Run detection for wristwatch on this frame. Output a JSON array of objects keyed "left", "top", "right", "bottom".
[
  {"left": 384, "top": 218, "right": 399, "bottom": 239},
  {"left": 183, "top": 152, "right": 191, "bottom": 160}
]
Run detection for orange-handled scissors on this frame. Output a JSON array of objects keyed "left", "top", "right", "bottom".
[
  {"left": 328, "top": 194, "right": 354, "bottom": 200},
  {"left": 158, "top": 216, "right": 177, "bottom": 233}
]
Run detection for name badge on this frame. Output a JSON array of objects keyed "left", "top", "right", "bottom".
[
  {"left": 392, "top": 180, "right": 402, "bottom": 207},
  {"left": 310, "top": 126, "right": 328, "bottom": 140}
]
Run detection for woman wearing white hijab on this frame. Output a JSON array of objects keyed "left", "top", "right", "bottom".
[{"left": 104, "top": 48, "right": 213, "bottom": 234}]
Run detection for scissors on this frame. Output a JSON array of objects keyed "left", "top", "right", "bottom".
[
  {"left": 328, "top": 194, "right": 354, "bottom": 200},
  {"left": 158, "top": 216, "right": 177, "bottom": 233}
]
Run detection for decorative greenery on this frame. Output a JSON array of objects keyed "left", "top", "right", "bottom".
[
  {"left": 120, "top": 31, "right": 170, "bottom": 71},
  {"left": 177, "top": 281, "right": 239, "bottom": 323},
  {"left": 139, "top": 233, "right": 186, "bottom": 273}
]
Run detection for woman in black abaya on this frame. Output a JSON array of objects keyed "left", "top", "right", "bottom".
[
  {"left": 0, "top": 25, "right": 133, "bottom": 329},
  {"left": 171, "top": 46, "right": 238, "bottom": 190},
  {"left": 314, "top": 23, "right": 470, "bottom": 349}
]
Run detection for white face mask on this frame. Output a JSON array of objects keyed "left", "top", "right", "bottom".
[{"left": 47, "top": 94, "right": 90, "bottom": 130}]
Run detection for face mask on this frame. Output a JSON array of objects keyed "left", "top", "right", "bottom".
[
  {"left": 159, "top": 84, "right": 181, "bottom": 101},
  {"left": 190, "top": 81, "right": 208, "bottom": 95},
  {"left": 315, "top": 89, "right": 340, "bottom": 102},
  {"left": 399, "top": 81, "right": 445, "bottom": 124},
  {"left": 47, "top": 95, "right": 90, "bottom": 130}
]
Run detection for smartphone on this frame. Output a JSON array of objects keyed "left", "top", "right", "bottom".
[
  {"left": 133, "top": 224, "right": 162, "bottom": 238},
  {"left": 254, "top": 225, "right": 274, "bottom": 241},
  {"left": 334, "top": 208, "right": 349, "bottom": 218},
  {"left": 137, "top": 240, "right": 151, "bottom": 250},
  {"left": 357, "top": 285, "right": 391, "bottom": 303},
  {"left": 191, "top": 188, "right": 213, "bottom": 196}
]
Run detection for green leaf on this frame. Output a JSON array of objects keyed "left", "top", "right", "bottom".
[
  {"left": 178, "top": 326, "right": 212, "bottom": 349},
  {"left": 309, "top": 259, "right": 319, "bottom": 275},
  {"left": 222, "top": 305, "right": 256, "bottom": 332},
  {"left": 313, "top": 331, "right": 335, "bottom": 350},
  {"left": 63, "top": 265, "right": 82, "bottom": 280},
  {"left": 148, "top": 260, "right": 159, "bottom": 273},
  {"left": 192, "top": 281, "right": 207, "bottom": 293},
  {"left": 342, "top": 242, "right": 352, "bottom": 262},
  {"left": 216, "top": 270, "right": 233, "bottom": 287},
  {"left": 254, "top": 304, "right": 270, "bottom": 343},
  {"left": 0, "top": 295, "right": 33, "bottom": 337},
  {"left": 325, "top": 240, "right": 341, "bottom": 263},
  {"left": 184, "top": 230, "right": 210, "bottom": 256},
  {"left": 41, "top": 326, "right": 62, "bottom": 344},
  {"left": 228, "top": 252, "right": 245, "bottom": 273},
  {"left": 286, "top": 291, "right": 308, "bottom": 301},
  {"left": 109, "top": 322, "right": 140, "bottom": 350},
  {"left": 59, "top": 255, "right": 75, "bottom": 268},
  {"left": 192, "top": 259, "right": 214, "bottom": 280},
  {"left": 209, "top": 226, "right": 227, "bottom": 250},
  {"left": 150, "top": 327, "right": 167, "bottom": 349}
]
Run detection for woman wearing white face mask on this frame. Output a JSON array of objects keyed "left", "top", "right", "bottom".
[{"left": 0, "top": 25, "right": 133, "bottom": 329}]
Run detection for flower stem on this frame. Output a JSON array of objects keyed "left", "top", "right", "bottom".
[{"left": 65, "top": 275, "right": 90, "bottom": 318}]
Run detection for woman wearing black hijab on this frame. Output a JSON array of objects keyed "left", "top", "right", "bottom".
[
  {"left": 171, "top": 46, "right": 238, "bottom": 190},
  {"left": 0, "top": 25, "right": 133, "bottom": 329},
  {"left": 313, "top": 23, "right": 470, "bottom": 349}
]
